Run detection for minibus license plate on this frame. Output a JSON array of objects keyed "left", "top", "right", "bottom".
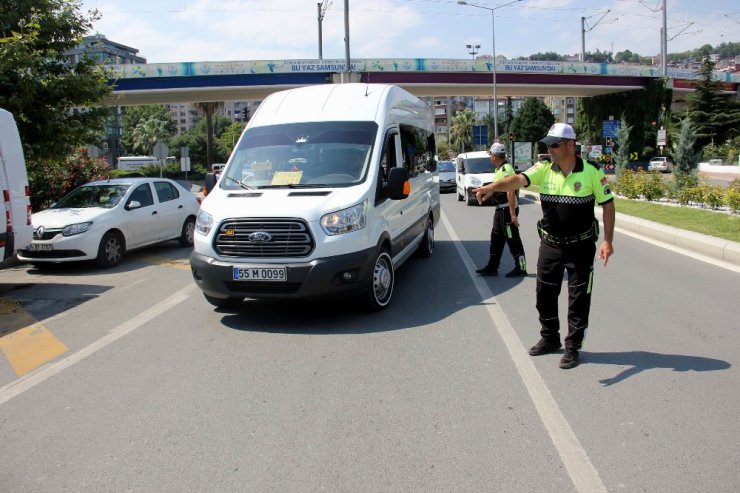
[
  {"left": 232, "top": 266, "right": 286, "bottom": 282},
  {"left": 28, "top": 243, "right": 53, "bottom": 252}
]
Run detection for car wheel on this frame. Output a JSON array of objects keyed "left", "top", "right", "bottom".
[
  {"left": 204, "top": 293, "right": 244, "bottom": 309},
  {"left": 457, "top": 189, "right": 464, "bottom": 201},
  {"left": 416, "top": 214, "right": 434, "bottom": 258},
  {"left": 466, "top": 188, "right": 476, "bottom": 206},
  {"left": 179, "top": 216, "right": 196, "bottom": 246},
  {"left": 96, "top": 231, "right": 124, "bottom": 268},
  {"left": 365, "top": 248, "right": 394, "bottom": 311}
]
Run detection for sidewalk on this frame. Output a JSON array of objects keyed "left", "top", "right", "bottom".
[{"left": 520, "top": 191, "right": 740, "bottom": 269}]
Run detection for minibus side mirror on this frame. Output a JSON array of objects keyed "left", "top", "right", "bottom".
[{"left": 387, "top": 167, "right": 409, "bottom": 200}]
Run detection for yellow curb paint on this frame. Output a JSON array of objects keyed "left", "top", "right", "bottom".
[
  {"left": 139, "top": 255, "right": 191, "bottom": 271},
  {"left": 0, "top": 298, "right": 68, "bottom": 376}
]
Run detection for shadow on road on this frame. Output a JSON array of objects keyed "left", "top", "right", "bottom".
[{"left": 586, "top": 351, "right": 731, "bottom": 386}]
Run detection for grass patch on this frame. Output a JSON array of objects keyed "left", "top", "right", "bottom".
[
  {"left": 613, "top": 198, "right": 740, "bottom": 243},
  {"left": 525, "top": 184, "right": 740, "bottom": 243}
]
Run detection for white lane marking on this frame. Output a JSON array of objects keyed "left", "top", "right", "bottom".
[
  {"left": 614, "top": 226, "right": 740, "bottom": 274},
  {"left": 0, "top": 284, "right": 196, "bottom": 407},
  {"left": 441, "top": 210, "right": 607, "bottom": 493}
]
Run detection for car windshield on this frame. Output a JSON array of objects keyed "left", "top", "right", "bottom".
[
  {"left": 438, "top": 161, "right": 455, "bottom": 172},
  {"left": 52, "top": 184, "right": 130, "bottom": 209},
  {"left": 224, "top": 121, "right": 377, "bottom": 189},
  {"left": 466, "top": 157, "right": 493, "bottom": 174}
]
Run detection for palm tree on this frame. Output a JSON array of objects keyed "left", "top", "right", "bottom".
[
  {"left": 194, "top": 102, "right": 224, "bottom": 167},
  {"left": 449, "top": 108, "right": 476, "bottom": 153},
  {"left": 131, "top": 117, "right": 169, "bottom": 155}
]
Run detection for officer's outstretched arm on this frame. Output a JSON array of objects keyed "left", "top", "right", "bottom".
[
  {"left": 474, "top": 174, "right": 526, "bottom": 205},
  {"left": 598, "top": 201, "right": 615, "bottom": 266}
]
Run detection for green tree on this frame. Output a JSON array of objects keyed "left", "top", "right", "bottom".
[
  {"left": 130, "top": 117, "right": 170, "bottom": 155},
  {"left": 170, "top": 115, "right": 230, "bottom": 166},
  {"left": 194, "top": 102, "right": 224, "bottom": 167},
  {"left": 216, "top": 121, "right": 245, "bottom": 158},
  {"left": 613, "top": 115, "right": 633, "bottom": 174},
  {"left": 449, "top": 108, "right": 476, "bottom": 154},
  {"left": 509, "top": 98, "right": 555, "bottom": 155},
  {"left": 120, "top": 105, "right": 175, "bottom": 154},
  {"left": 685, "top": 53, "right": 740, "bottom": 149},
  {"left": 0, "top": 0, "right": 112, "bottom": 160},
  {"left": 435, "top": 138, "right": 452, "bottom": 160},
  {"left": 672, "top": 117, "right": 700, "bottom": 175}
]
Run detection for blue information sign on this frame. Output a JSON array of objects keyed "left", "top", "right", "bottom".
[
  {"left": 473, "top": 125, "right": 489, "bottom": 146},
  {"left": 602, "top": 120, "right": 620, "bottom": 139}
]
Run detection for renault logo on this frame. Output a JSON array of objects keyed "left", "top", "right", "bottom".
[
  {"left": 248, "top": 232, "right": 272, "bottom": 243},
  {"left": 36, "top": 226, "right": 45, "bottom": 238}
]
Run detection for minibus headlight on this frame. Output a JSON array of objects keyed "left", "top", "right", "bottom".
[
  {"left": 62, "top": 222, "right": 93, "bottom": 236},
  {"left": 195, "top": 210, "right": 214, "bottom": 235},
  {"left": 320, "top": 201, "right": 366, "bottom": 235}
]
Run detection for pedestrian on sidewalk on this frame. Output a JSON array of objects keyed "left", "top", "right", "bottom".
[
  {"left": 475, "top": 142, "right": 527, "bottom": 278},
  {"left": 473, "top": 124, "right": 615, "bottom": 369}
]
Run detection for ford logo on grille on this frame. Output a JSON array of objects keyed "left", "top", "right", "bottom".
[{"left": 248, "top": 232, "right": 272, "bottom": 243}]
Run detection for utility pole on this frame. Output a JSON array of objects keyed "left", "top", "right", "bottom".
[
  {"left": 343, "top": 0, "right": 350, "bottom": 80},
  {"left": 662, "top": 0, "right": 667, "bottom": 78},
  {"left": 317, "top": 1, "right": 331, "bottom": 60}
]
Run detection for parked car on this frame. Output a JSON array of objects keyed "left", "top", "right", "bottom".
[
  {"left": 17, "top": 177, "right": 200, "bottom": 268},
  {"left": 648, "top": 156, "right": 674, "bottom": 173},
  {"left": 437, "top": 160, "right": 456, "bottom": 193}
]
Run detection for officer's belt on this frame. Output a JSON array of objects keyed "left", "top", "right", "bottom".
[
  {"left": 494, "top": 203, "right": 509, "bottom": 210},
  {"left": 537, "top": 220, "right": 598, "bottom": 246}
]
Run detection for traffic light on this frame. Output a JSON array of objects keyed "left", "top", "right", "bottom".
[{"left": 243, "top": 107, "right": 250, "bottom": 121}]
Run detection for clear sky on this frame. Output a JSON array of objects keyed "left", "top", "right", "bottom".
[{"left": 80, "top": 0, "right": 739, "bottom": 64}]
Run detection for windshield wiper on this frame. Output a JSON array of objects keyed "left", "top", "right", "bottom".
[
  {"left": 224, "top": 176, "right": 253, "bottom": 190},
  {"left": 259, "top": 183, "right": 338, "bottom": 189}
]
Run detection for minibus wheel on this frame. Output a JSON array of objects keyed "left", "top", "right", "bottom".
[
  {"left": 365, "top": 248, "right": 394, "bottom": 311},
  {"left": 416, "top": 214, "right": 434, "bottom": 257}
]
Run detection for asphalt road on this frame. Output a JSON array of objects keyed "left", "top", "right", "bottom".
[{"left": 0, "top": 193, "right": 738, "bottom": 492}]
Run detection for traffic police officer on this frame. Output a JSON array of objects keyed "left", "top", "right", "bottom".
[
  {"left": 475, "top": 142, "right": 527, "bottom": 278},
  {"left": 473, "top": 123, "right": 615, "bottom": 369}
]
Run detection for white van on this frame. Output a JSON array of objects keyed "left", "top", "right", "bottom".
[
  {"left": 0, "top": 108, "right": 33, "bottom": 265},
  {"left": 118, "top": 155, "right": 159, "bottom": 171},
  {"left": 190, "top": 83, "right": 440, "bottom": 311},
  {"left": 455, "top": 150, "right": 494, "bottom": 205}
]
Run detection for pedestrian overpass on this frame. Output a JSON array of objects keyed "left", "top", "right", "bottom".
[{"left": 103, "top": 58, "right": 740, "bottom": 106}]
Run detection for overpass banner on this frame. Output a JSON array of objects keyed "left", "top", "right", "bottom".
[{"left": 106, "top": 59, "right": 740, "bottom": 84}]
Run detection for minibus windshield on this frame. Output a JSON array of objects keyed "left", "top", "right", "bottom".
[{"left": 225, "top": 121, "right": 377, "bottom": 189}]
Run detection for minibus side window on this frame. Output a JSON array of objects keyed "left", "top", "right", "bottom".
[{"left": 376, "top": 131, "right": 398, "bottom": 205}]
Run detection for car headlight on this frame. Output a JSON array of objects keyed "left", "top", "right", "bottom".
[
  {"left": 195, "top": 210, "right": 213, "bottom": 235},
  {"left": 468, "top": 176, "right": 482, "bottom": 187},
  {"left": 321, "top": 201, "right": 366, "bottom": 235},
  {"left": 62, "top": 222, "right": 93, "bottom": 236}
]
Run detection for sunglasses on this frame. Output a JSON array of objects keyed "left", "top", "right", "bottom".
[{"left": 548, "top": 140, "right": 571, "bottom": 149}]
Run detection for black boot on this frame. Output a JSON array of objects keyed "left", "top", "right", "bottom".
[{"left": 476, "top": 265, "right": 498, "bottom": 276}]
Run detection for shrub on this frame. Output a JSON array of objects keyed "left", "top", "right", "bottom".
[
  {"left": 725, "top": 187, "right": 740, "bottom": 213},
  {"left": 699, "top": 183, "right": 724, "bottom": 209},
  {"left": 27, "top": 148, "right": 112, "bottom": 211},
  {"left": 616, "top": 170, "right": 640, "bottom": 199},
  {"left": 639, "top": 171, "right": 667, "bottom": 201}
]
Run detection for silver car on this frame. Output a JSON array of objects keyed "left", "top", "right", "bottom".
[
  {"left": 648, "top": 156, "right": 674, "bottom": 173},
  {"left": 437, "top": 160, "right": 456, "bottom": 193}
]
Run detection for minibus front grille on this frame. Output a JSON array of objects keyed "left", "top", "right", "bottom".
[{"left": 214, "top": 219, "right": 315, "bottom": 258}]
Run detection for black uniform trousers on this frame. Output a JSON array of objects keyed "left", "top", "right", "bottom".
[
  {"left": 486, "top": 206, "right": 525, "bottom": 270},
  {"left": 536, "top": 239, "right": 596, "bottom": 350}
]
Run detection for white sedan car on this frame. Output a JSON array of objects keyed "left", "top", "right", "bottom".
[{"left": 18, "top": 177, "right": 200, "bottom": 268}]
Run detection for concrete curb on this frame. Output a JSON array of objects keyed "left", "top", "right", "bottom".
[{"left": 520, "top": 191, "right": 740, "bottom": 268}]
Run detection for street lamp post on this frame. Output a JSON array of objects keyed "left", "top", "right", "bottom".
[
  {"left": 466, "top": 43, "right": 481, "bottom": 59},
  {"left": 458, "top": 0, "right": 522, "bottom": 141}
]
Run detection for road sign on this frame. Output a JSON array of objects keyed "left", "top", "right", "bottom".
[
  {"left": 472, "top": 125, "right": 488, "bottom": 147},
  {"left": 180, "top": 157, "right": 191, "bottom": 172},
  {"left": 630, "top": 152, "right": 639, "bottom": 160},
  {"left": 603, "top": 120, "right": 620, "bottom": 139},
  {"left": 153, "top": 142, "right": 169, "bottom": 160},
  {"left": 181, "top": 146, "right": 189, "bottom": 158},
  {"left": 657, "top": 128, "right": 667, "bottom": 146}
]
